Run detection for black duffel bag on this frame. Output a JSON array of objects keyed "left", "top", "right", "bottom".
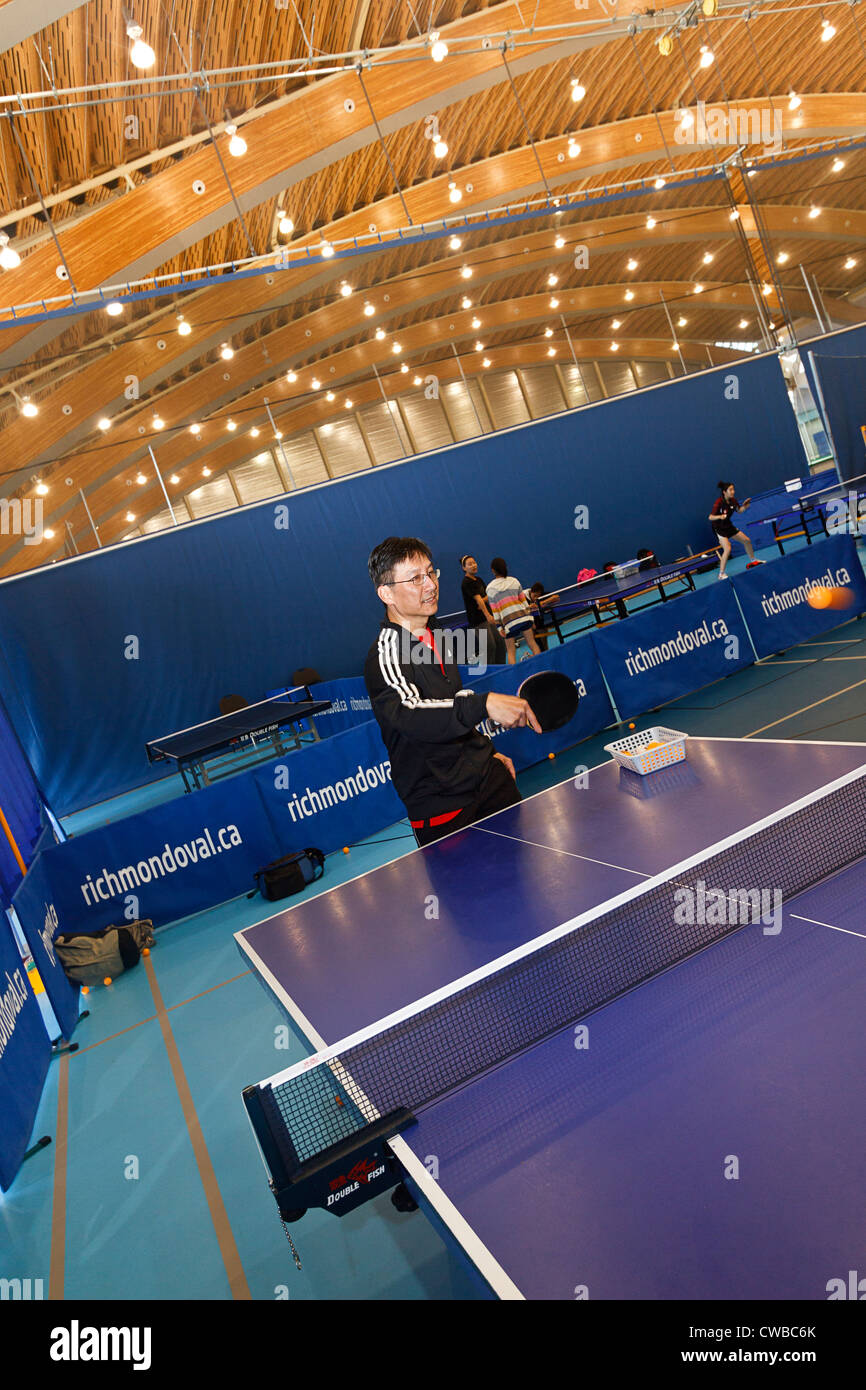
[{"left": 248, "top": 848, "right": 325, "bottom": 901}]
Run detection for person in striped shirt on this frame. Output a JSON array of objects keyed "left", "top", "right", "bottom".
[{"left": 486, "top": 558, "right": 542, "bottom": 665}]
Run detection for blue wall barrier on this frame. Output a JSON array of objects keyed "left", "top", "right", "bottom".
[
  {"left": 9, "top": 721, "right": 404, "bottom": 946},
  {"left": 0, "top": 915, "right": 52, "bottom": 1190},
  {"left": 590, "top": 581, "right": 754, "bottom": 720},
  {"left": 306, "top": 678, "right": 374, "bottom": 736},
  {"left": 10, "top": 856, "right": 81, "bottom": 1042},
  {"left": 731, "top": 534, "right": 866, "bottom": 658},
  {"left": 0, "top": 351, "right": 802, "bottom": 813},
  {"left": 0, "top": 693, "right": 48, "bottom": 905}
]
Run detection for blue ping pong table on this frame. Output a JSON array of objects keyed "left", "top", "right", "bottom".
[
  {"left": 237, "top": 738, "right": 866, "bottom": 1300},
  {"left": 743, "top": 474, "right": 866, "bottom": 556}
]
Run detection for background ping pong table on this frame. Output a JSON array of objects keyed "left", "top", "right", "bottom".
[
  {"left": 743, "top": 472, "right": 866, "bottom": 555},
  {"left": 237, "top": 737, "right": 866, "bottom": 1300},
  {"left": 146, "top": 693, "right": 331, "bottom": 791}
]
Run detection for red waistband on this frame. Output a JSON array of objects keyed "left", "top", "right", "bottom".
[{"left": 410, "top": 808, "right": 464, "bottom": 829}]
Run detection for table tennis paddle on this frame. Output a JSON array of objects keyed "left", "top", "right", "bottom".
[{"left": 517, "top": 669, "right": 580, "bottom": 732}]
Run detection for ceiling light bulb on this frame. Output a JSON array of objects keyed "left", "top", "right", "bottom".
[
  {"left": 414, "top": 376, "right": 422, "bottom": 385},
  {"left": 555, "top": 235, "right": 565, "bottom": 249},
  {"left": 312, "top": 377, "right": 321, "bottom": 389},
  {"left": 202, "top": 467, "right": 211, "bottom": 477},
  {"left": 136, "top": 472, "right": 147, "bottom": 485},
  {"left": 340, "top": 282, "right": 352, "bottom": 297},
  {"left": 677, "top": 317, "right": 687, "bottom": 327},
  {"left": 35, "top": 481, "right": 48, "bottom": 495},
  {"left": 568, "top": 141, "right": 581, "bottom": 158},
  {"left": 250, "top": 427, "right": 260, "bottom": 438},
  {"left": 646, "top": 216, "right": 656, "bottom": 229},
  {"left": 844, "top": 258, "right": 857, "bottom": 270},
  {"left": 471, "top": 316, "right": 481, "bottom": 328},
  {"left": 125, "top": 511, "right": 136, "bottom": 522},
  {"left": 762, "top": 283, "right": 773, "bottom": 296},
  {"left": 671, "top": 340, "right": 679, "bottom": 351},
  {"left": 152, "top": 415, "right": 165, "bottom": 429},
  {"left": 461, "top": 265, "right": 472, "bottom": 279},
  {"left": 21, "top": 397, "right": 38, "bottom": 417},
  {"left": 274, "top": 431, "right": 283, "bottom": 440},
  {"left": 363, "top": 302, "right": 374, "bottom": 316},
  {"left": 375, "top": 328, "right": 385, "bottom": 340},
  {"left": 226, "top": 127, "right": 247, "bottom": 157},
  {"left": 127, "top": 25, "right": 155, "bottom": 69},
  {"left": 730, "top": 209, "right": 740, "bottom": 221},
  {"left": 0, "top": 233, "right": 21, "bottom": 269},
  {"left": 430, "top": 33, "right": 448, "bottom": 62},
  {"left": 777, "top": 252, "right": 789, "bottom": 264},
  {"left": 449, "top": 183, "right": 462, "bottom": 204},
  {"left": 190, "top": 423, "right": 201, "bottom": 435},
  {"left": 821, "top": 18, "right": 836, "bottom": 42},
  {"left": 547, "top": 347, "right": 556, "bottom": 357},
  {"left": 326, "top": 391, "right": 335, "bottom": 401},
  {"left": 278, "top": 213, "right": 294, "bottom": 236},
  {"left": 610, "top": 341, "right": 619, "bottom": 351},
  {"left": 808, "top": 206, "right": 821, "bottom": 219},
  {"left": 694, "top": 284, "right": 704, "bottom": 294},
  {"left": 392, "top": 341, "right": 401, "bottom": 353},
  {"left": 654, "top": 177, "right": 666, "bottom": 191},
  {"left": 170, "top": 475, "right": 180, "bottom": 484},
  {"left": 449, "top": 235, "right": 461, "bottom": 250},
  {"left": 549, "top": 296, "right": 559, "bottom": 309},
  {"left": 286, "top": 370, "right": 297, "bottom": 382},
  {"left": 570, "top": 80, "right": 586, "bottom": 102},
  {"left": 98, "top": 417, "right": 111, "bottom": 431},
  {"left": 788, "top": 92, "right": 801, "bottom": 111},
  {"left": 699, "top": 46, "right": 714, "bottom": 69},
  {"left": 227, "top": 419, "right": 237, "bottom": 431},
  {"left": 624, "top": 290, "right": 634, "bottom": 301},
  {"left": 433, "top": 139, "right": 448, "bottom": 158},
  {"left": 320, "top": 241, "right": 334, "bottom": 258},
  {"left": 461, "top": 296, "right": 472, "bottom": 309},
  {"left": 703, "top": 252, "right": 714, "bottom": 264},
  {"left": 400, "top": 363, "right": 409, "bottom": 373},
  {"left": 544, "top": 327, "right": 553, "bottom": 337},
  {"left": 547, "top": 274, "right": 558, "bottom": 286},
  {"left": 105, "top": 301, "right": 123, "bottom": 317},
  {"left": 611, "top": 319, "right": 621, "bottom": 329},
  {"left": 832, "top": 158, "right": 844, "bottom": 172},
  {"left": 345, "top": 398, "right": 353, "bottom": 408},
  {"left": 739, "top": 318, "right": 749, "bottom": 328},
  {"left": 220, "top": 342, "right": 234, "bottom": 359},
  {"left": 177, "top": 317, "right": 191, "bottom": 336},
  {"left": 482, "top": 358, "right": 491, "bottom": 368}
]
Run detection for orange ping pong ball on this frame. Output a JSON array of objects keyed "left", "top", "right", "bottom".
[
  {"left": 342, "top": 846, "right": 350, "bottom": 854},
  {"left": 807, "top": 585, "right": 832, "bottom": 609},
  {"left": 103, "top": 977, "right": 112, "bottom": 987},
  {"left": 142, "top": 947, "right": 150, "bottom": 956},
  {"left": 828, "top": 585, "right": 855, "bottom": 610},
  {"left": 81, "top": 986, "right": 89, "bottom": 995},
  {"left": 548, "top": 752, "right": 555, "bottom": 760},
  {"left": 628, "top": 722, "right": 636, "bottom": 730}
]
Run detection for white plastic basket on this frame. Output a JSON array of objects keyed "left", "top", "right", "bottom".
[{"left": 604, "top": 725, "right": 688, "bottom": 776}]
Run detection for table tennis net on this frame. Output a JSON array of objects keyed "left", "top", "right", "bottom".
[{"left": 261, "top": 771, "right": 866, "bottom": 1165}]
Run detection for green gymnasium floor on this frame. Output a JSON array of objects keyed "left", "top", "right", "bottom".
[{"left": 4, "top": 551, "right": 866, "bottom": 1302}]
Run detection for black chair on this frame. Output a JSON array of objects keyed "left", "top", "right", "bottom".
[
  {"left": 219, "top": 694, "right": 249, "bottom": 715},
  {"left": 292, "top": 667, "right": 321, "bottom": 688}
]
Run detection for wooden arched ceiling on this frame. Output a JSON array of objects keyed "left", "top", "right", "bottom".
[{"left": 1, "top": 0, "right": 865, "bottom": 573}]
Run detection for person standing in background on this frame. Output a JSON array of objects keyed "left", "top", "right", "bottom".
[
  {"left": 460, "top": 554, "right": 507, "bottom": 665},
  {"left": 487, "top": 557, "right": 541, "bottom": 664}
]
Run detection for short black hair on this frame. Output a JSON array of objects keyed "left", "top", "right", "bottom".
[
  {"left": 490, "top": 556, "right": 507, "bottom": 577},
  {"left": 368, "top": 536, "right": 432, "bottom": 588},
  {"left": 529, "top": 581, "right": 544, "bottom": 595}
]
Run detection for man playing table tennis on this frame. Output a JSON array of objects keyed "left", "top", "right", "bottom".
[{"left": 364, "top": 536, "right": 541, "bottom": 846}]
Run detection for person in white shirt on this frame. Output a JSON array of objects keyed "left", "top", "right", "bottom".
[{"left": 486, "top": 557, "right": 542, "bottom": 665}]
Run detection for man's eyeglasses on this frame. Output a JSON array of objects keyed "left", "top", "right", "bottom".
[{"left": 389, "top": 566, "right": 440, "bottom": 588}]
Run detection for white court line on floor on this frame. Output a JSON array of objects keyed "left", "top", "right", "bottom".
[
  {"left": 746, "top": 677, "right": 866, "bottom": 737},
  {"left": 473, "top": 825, "right": 650, "bottom": 877}
]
